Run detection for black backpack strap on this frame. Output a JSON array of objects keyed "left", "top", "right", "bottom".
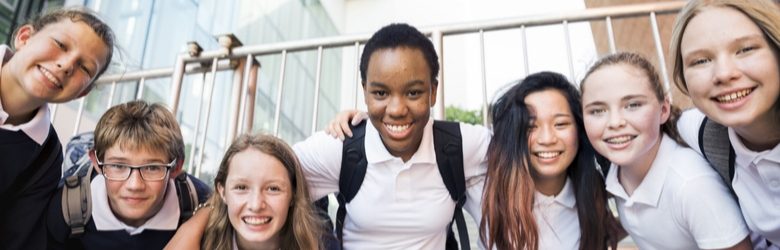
[
  {"left": 175, "top": 173, "right": 199, "bottom": 225},
  {"left": 432, "top": 121, "right": 469, "bottom": 250},
  {"left": 698, "top": 117, "right": 736, "bottom": 191},
  {"left": 336, "top": 121, "right": 368, "bottom": 247}
]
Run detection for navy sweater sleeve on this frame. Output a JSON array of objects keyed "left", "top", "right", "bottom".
[{"left": 0, "top": 127, "right": 63, "bottom": 250}]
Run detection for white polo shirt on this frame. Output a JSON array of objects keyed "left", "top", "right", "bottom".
[
  {"left": 534, "top": 178, "right": 579, "bottom": 250},
  {"left": 293, "top": 119, "right": 490, "bottom": 250},
  {"left": 679, "top": 109, "right": 780, "bottom": 246},
  {"left": 605, "top": 134, "right": 749, "bottom": 250},
  {"left": 0, "top": 44, "right": 51, "bottom": 145},
  {"left": 90, "top": 175, "right": 180, "bottom": 235}
]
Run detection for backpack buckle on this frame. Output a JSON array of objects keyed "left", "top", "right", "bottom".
[{"left": 64, "top": 175, "right": 81, "bottom": 188}]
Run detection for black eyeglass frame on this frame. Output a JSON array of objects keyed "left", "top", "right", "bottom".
[{"left": 95, "top": 154, "right": 177, "bottom": 181}]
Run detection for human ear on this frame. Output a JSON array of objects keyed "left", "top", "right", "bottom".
[
  {"left": 13, "top": 25, "right": 35, "bottom": 50},
  {"left": 217, "top": 184, "right": 226, "bottom": 203},
  {"left": 430, "top": 80, "right": 439, "bottom": 107},
  {"left": 89, "top": 150, "right": 102, "bottom": 174},
  {"left": 660, "top": 97, "right": 671, "bottom": 124}
]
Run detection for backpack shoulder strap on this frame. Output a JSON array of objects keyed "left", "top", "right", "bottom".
[
  {"left": 61, "top": 159, "right": 94, "bottom": 238},
  {"left": 698, "top": 117, "right": 736, "bottom": 189},
  {"left": 335, "top": 121, "right": 368, "bottom": 246},
  {"left": 432, "top": 120, "right": 469, "bottom": 250},
  {"left": 175, "top": 173, "right": 199, "bottom": 225}
]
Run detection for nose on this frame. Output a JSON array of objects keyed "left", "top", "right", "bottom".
[
  {"left": 123, "top": 169, "right": 146, "bottom": 191},
  {"left": 386, "top": 96, "right": 408, "bottom": 118},
  {"left": 247, "top": 190, "right": 267, "bottom": 212},
  {"left": 607, "top": 111, "right": 625, "bottom": 129},
  {"left": 535, "top": 125, "right": 558, "bottom": 145},
  {"left": 713, "top": 56, "right": 742, "bottom": 85},
  {"left": 56, "top": 56, "right": 76, "bottom": 76}
]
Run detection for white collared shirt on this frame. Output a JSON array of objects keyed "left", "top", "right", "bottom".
[
  {"left": 534, "top": 178, "right": 579, "bottom": 250},
  {"left": 0, "top": 44, "right": 51, "bottom": 145},
  {"left": 679, "top": 109, "right": 780, "bottom": 246},
  {"left": 605, "top": 134, "right": 749, "bottom": 250},
  {"left": 90, "top": 175, "right": 180, "bottom": 235},
  {"left": 293, "top": 119, "right": 490, "bottom": 250}
]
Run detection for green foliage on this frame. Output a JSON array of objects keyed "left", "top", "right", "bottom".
[{"left": 445, "top": 105, "right": 482, "bottom": 125}]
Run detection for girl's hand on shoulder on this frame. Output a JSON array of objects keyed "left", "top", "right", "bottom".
[{"left": 324, "top": 110, "right": 367, "bottom": 140}]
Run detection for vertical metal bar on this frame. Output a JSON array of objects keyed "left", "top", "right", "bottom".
[
  {"left": 194, "top": 58, "right": 220, "bottom": 178},
  {"left": 521, "top": 25, "right": 530, "bottom": 77},
  {"left": 353, "top": 42, "right": 361, "bottom": 110},
  {"left": 478, "top": 30, "right": 489, "bottom": 127},
  {"left": 227, "top": 58, "right": 247, "bottom": 145},
  {"left": 606, "top": 16, "right": 617, "bottom": 54},
  {"left": 236, "top": 54, "right": 254, "bottom": 135},
  {"left": 187, "top": 72, "right": 208, "bottom": 175},
  {"left": 432, "top": 30, "right": 445, "bottom": 120},
  {"left": 311, "top": 46, "right": 324, "bottom": 135},
  {"left": 244, "top": 63, "right": 259, "bottom": 132},
  {"left": 106, "top": 81, "right": 117, "bottom": 109},
  {"left": 135, "top": 77, "right": 146, "bottom": 100},
  {"left": 273, "top": 50, "right": 288, "bottom": 136},
  {"left": 563, "top": 20, "right": 576, "bottom": 82},
  {"left": 169, "top": 55, "right": 186, "bottom": 114},
  {"left": 72, "top": 97, "right": 86, "bottom": 137},
  {"left": 650, "top": 12, "right": 672, "bottom": 101}
]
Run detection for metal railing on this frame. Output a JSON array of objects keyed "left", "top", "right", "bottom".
[{"left": 52, "top": 1, "right": 686, "bottom": 176}]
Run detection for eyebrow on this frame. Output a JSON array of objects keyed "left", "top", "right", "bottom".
[
  {"left": 683, "top": 34, "right": 765, "bottom": 58},
  {"left": 367, "top": 79, "right": 426, "bottom": 88},
  {"left": 583, "top": 94, "right": 647, "bottom": 108},
  {"left": 105, "top": 156, "right": 169, "bottom": 164}
]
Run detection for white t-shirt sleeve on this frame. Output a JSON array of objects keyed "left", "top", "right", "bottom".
[
  {"left": 459, "top": 123, "right": 490, "bottom": 249},
  {"left": 677, "top": 108, "right": 708, "bottom": 155},
  {"left": 292, "top": 131, "right": 343, "bottom": 200},
  {"left": 676, "top": 174, "right": 749, "bottom": 249}
]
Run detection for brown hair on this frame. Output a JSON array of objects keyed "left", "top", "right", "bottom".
[
  {"left": 581, "top": 52, "right": 687, "bottom": 147},
  {"left": 670, "top": 0, "right": 780, "bottom": 95},
  {"left": 18, "top": 7, "right": 115, "bottom": 84},
  {"left": 202, "top": 134, "right": 321, "bottom": 250},
  {"left": 93, "top": 100, "right": 183, "bottom": 170}
]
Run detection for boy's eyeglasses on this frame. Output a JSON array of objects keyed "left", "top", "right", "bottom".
[{"left": 95, "top": 156, "right": 176, "bottom": 181}]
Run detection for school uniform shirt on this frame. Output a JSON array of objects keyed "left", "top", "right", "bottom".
[
  {"left": 0, "top": 44, "right": 63, "bottom": 250},
  {"left": 679, "top": 109, "right": 780, "bottom": 246},
  {"left": 534, "top": 178, "right": 579, "bottom": 250},
  {"left": 293, "top": 119, "right": 490, "bottom": 250},
  {"left": 605, "top": 134, "right": 749, "bottom": 250},
  {"left": 47, "top": 175, "right": 181, "bottom": 250}
]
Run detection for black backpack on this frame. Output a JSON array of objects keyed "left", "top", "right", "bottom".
[
  {"left": 332, "top": 120, "right": 470, "bottom": 250},
  {"left": 697, "top": 117, "right": 736, "bottom": 193},
  {"left": 59, "top": 132, "right": 207, "bottom": 237}
]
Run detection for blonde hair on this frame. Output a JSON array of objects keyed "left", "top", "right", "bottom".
[
  {"left": 670, "top": 0, "right": 780, "bottom": 95},
  {"left": 93, "top": 100, "right": 183, "bottom": 166},
  {"left": 202, "top": 134, "right": 321, "bottom": 250}
]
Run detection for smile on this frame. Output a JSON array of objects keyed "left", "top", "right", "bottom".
[
  {"left": 534, "top": 151, "right": 562, "bottom": 159},
  {"left": 713, "top": 87, "right": 754, "bottom": 103},
  {"left": 385, "top": 123, "right": 410, "bottom": 133},
  {"left": 38, "top": 65, "right": 63, "bottom": 89},
  {"left": 242, "top": 216, "right": 272, "bottom": 225},
  {"left": 605, "top": 135, "right": 636, "bottom": 144}
]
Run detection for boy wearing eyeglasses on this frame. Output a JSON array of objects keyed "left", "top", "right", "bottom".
[{"left": 45, "top": 100, "right": 211, "bottom": 249}]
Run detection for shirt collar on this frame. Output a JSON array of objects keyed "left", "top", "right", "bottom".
[
  {"left": 364, "top": 118, "right": 436, "bottom": 165},
  {"left": 534, "top": 178, "right": 576, "bottom": 209},
  {"left": 91, "top": 175, "right": 181, "bottom": 235},
  {"left": 605, "top": 134, "right": 674, "bottom": 207},
  {"left": 0, "top": 45, "right": 51, "bottom": 145},
  {"left": 728, "top": 127, "right": 780, "bottom": 166}
]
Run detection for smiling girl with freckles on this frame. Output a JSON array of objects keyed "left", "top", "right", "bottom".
[{"left": 580, "top": 52, "right": 751, "bottom": 250}]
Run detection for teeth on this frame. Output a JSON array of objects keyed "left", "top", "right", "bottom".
[
  {"left": 715, "top": 89, "right": 752, "bottom": 103},
  {"left": 39, "top": 66, "right": 62, "bottom": 88},
  {"left": 535, "top": 151, "right": 561, "bottom": 159},
  {"left": 243, "top": 216, "right": 271, "bottom": 225},
  {"left": 386, "top": 124, "right": 410, "bottom": 133},
  {"left": 606, "top": 135, "right": 634, "bottom": 144}
]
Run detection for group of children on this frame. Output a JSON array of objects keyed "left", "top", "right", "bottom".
[{"left": 2, "top": 0, "right": 779, "bottom": 249}]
